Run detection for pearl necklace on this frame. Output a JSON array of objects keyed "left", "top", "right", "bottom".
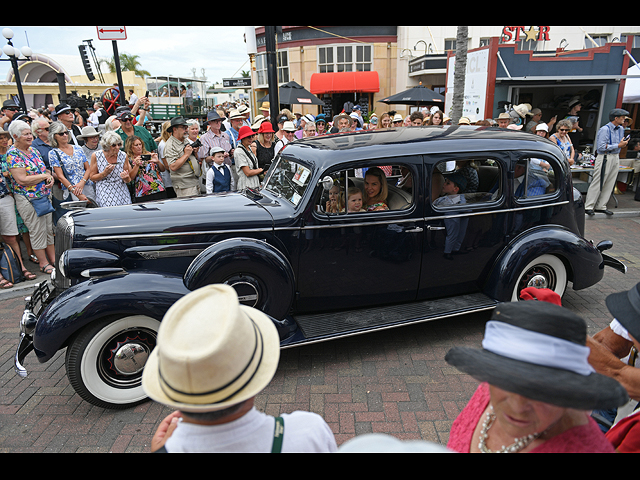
[{"left": 478, "top": 406, "right": 543, "bottom": 453}]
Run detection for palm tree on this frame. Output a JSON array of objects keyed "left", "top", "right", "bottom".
[
  {"left": 451, "top": 26, "right": 468, "bottom": 125},
  {"left": 101, "top": 53, "right": 151, "bottom": 77}
]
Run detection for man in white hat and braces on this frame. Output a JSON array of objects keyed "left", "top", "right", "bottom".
[
  {"left": 274, "top": 121, "right": 297, "bottom": 157},
  {"left": 145, "top": 284, "right": 338, "bottom": 453}
]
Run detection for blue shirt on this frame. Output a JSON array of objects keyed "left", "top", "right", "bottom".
[
  {"left": 32, "top": 138, "right": 53, "bottom": 169},
  {"left": 596, "top": 122, "right": 625, "bottom": 155}
]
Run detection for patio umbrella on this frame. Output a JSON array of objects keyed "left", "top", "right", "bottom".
[
  {"left": 258, "top": 81, "right": 325, "bottom": 106},
  {"left": 379, "top": 84, "right": 445, "bottom": 106}
]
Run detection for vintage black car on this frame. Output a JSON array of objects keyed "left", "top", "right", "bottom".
[{"left": 15, "top": 125, "right": 625, "bottom": 409}]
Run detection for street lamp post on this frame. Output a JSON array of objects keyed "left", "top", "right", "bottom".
[{"left": 1, "top": 28, "right": 33, "bottom": 112}]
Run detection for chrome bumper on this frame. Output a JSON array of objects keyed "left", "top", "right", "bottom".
[
  {"left": 601, "top": 253, "right": 627, "bottom": 274},
  {"left": 15, "top": 281, "right": 53, "bottom": 378}
]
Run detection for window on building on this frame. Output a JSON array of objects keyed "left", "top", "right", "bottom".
[
  {"left": 254, "top": 51, "right": 290, "bottom": 87},
  {"left": 586, "top": 35, "right": 609, "bottom": 48},
  {"left": 621, "top": 34, "right": 640, "bottom": 47},
  {"left": 318, "top": 45, "right": 372, "bottom": 73}
]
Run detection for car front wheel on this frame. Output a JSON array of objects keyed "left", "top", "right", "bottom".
[
  {"left": 65, "top": 315, "right": 160, "bottom": 409},
  {"left": 511, "top": 254, "right": 567, "bottom": 302}
]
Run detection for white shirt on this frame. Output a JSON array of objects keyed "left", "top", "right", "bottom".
[{"left": 163, "top": 407, "right": 337, "bottom": 453}]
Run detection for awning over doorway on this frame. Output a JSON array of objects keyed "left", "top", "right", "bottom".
[{"left": 310, "top": 71, "right": 379, "bottom": 95}]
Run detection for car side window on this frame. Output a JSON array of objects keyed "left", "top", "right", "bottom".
[
  {"left": 316, "top": 164, "right": 414, "bottom": 215},
  {"left": 513, "top": 157, "right": 558, "bottom": 200},
  {"left": 432, "top": 158, "right": 503, "bottom": 209}
]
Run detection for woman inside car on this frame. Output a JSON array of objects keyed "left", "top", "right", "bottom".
[{"left": 363, "top": 167, "right": 389, "bottom": 212}]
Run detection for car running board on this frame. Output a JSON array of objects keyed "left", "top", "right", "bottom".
[{"left": 292, "top": 292, "right": 499, "bottom": 342}]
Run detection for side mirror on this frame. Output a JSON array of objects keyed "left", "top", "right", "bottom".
[{"left": 319, "top": 176, "right": 334, "bottom": 191}]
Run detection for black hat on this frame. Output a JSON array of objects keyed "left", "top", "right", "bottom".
[
  {"left": 206, "top": 111, "right": 223, "bottom": 122},
  {"left": 443, "top": 172, "right": 467, "bottom": 193},
  {"left": 445, "top": 301, "right": 628, "bottom": 410},
  {"left": 168, "top": 116, "right": 189, "bottom": 132},
  {"left": 606, "top": 282, "right": 640, "bottom": 342},
  {"left": 2, "top": 99, "right": 19, "bottom": 110},
  {"left": 54, "top": 103, "right": 72, "bottom": 115}
]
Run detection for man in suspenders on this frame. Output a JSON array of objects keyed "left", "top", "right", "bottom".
[
  {"left": 585, "top": 109, "right": 630, "bottom": 216},
  {"left": 144, "top": 285, "right": 338, "bottom": 453}
]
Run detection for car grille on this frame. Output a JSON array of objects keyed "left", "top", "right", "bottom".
[{"left": 54, "top": 214, "right": 74, "bottom": 290}]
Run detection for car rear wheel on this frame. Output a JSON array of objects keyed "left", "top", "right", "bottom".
[
  {"left": 65, "top": 316, "right": 160, "bottom": 409},
  {"left": 511, "top": 254, "right": 567, "bottom": 302}
]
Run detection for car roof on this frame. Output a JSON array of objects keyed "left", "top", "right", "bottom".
[{"left": 279, "top": 125, "right": 563, "bottom": 169}]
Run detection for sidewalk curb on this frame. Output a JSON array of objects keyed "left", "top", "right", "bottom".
[{"left": 585, "top": 209, "right": 640, "bottom": 219}]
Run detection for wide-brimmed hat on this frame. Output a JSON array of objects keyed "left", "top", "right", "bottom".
[
  {"left": 77, "top": 126, "right": 101, "bottom": 140},
  {"left": 142, "top": 284, "right": 280, "bottom": 412},
  {"left": 168, "top": 116, "right": 189, "bottom": 132},
  {"left": 606, "top": 282, "right": 640, "bottom": 342},
  {"left": 228, "top": 109, "right": 245, "bottom": 120},
  {"left": 282, "top": 121, "right": 297, "bottom": 132},
  {"left": 206, "top": 111, "right": 223, "bottom": 123},
  {"left": 259, "top": 102, "right": 271, "bottom": 112},
  {"left": 333, "top": 113, "right": 353, "bottom": 126},
  {"left": 513, "top": 103, "right": 532, "bottom": 118},
  {"left": 445, "top": 301, "right": 628, "bottom": 410},
  {"left": 237, "top": 125, "right": 256, "bottom": 141}
]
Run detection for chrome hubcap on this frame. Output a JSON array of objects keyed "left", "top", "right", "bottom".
[{"left": 112, "top": 343, "right": 150, "bottom": 376}]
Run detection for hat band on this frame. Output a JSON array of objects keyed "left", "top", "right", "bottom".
[
  {"left": 482, "top": 321, "right": 595, "bottom": 376},
  {"left": 158, "top": 317, "right": 265, "bottom": 406}
]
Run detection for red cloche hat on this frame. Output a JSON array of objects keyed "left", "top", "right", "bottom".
[
  {"left": 237, "top": 125, "right": 256, "bottom": 141},
  {"left": 258, "top": 121, "right": 275, "bottom": 134}
]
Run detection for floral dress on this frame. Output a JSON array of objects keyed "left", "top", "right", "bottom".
[
  {"left": 48, "top": 146, "right": 94, "bottom": 200},
  {"left": 5, "top": 146, "right": 50, "bottom": 199},
  {"left": 132, "top": 158, "right": 165, "bottom": 198}
]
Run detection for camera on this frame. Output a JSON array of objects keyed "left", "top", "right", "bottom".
[
  {"left": 190, "top": 139, "right": 202, "bottom": 149},
  {"left": 141, "top": 154, "right": 151, "bottom": 161}
]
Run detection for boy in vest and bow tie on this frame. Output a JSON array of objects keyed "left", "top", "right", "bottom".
[{"left": 206, "top": 147, "right": 236, "bottom": 193}]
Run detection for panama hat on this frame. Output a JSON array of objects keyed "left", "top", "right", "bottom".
[
  {"left": 142, "top": 284, "right": 280, "bottom": 413},
  {"left": 77, "top": 126, "right": 101, "bottom": 140},
  {"left": 606, "top": 282, "right": 640, "bottom": 343},
  {"left": 445, "top": 301, "right": 628, "bottom": 410}
]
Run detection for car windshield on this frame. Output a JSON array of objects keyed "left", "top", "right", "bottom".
[{"left": 264, "top": 156, "right": 312, "bottom": 207}]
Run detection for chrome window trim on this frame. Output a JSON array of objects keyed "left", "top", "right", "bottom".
[{"left": 84, "top": 201, "right": 569, "bottom": 240}]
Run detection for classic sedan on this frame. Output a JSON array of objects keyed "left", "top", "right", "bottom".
[{"left": 15, "top": 125, "right": 625, "bottom": 408}]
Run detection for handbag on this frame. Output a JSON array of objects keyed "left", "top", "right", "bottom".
[{"left": 29, "top": 195, "right": 55, "bottom": 217}]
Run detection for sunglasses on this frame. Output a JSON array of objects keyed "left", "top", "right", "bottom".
[{"left": 558, "top": 129, "right": 569, "bottom": 132}]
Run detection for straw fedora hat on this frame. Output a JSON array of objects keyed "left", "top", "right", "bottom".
[
  {"left": 445, "top": 301, "right": 628, "bottom": 411},
  {"left": 142, "top": 284, "right": 280, "bottom": 412}
]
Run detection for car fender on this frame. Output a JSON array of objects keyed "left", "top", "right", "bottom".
[
  {"left": 33, "top": 272, "right": 189, "bottom": 363},
  {"left": 483, "top": 225, "right": 604, "bottom": 301},
  {"left": 184, "top": 238, "right": 295, "bottom": 320}
]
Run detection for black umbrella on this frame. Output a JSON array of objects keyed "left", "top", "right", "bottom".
[
  {"left": 257, "top": 81, "right": 325, "bottom": 106},
  {"left": 379, "top": 83, "right": 445, "bottom": 106}
]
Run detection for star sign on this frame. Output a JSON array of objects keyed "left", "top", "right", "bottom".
[{"left": 525, "top": 26, "right": 538, "bottom": 42}]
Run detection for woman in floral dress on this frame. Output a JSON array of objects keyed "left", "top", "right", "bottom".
[{"left": 124, "top": 135, "right": 166, "bottom": 203}]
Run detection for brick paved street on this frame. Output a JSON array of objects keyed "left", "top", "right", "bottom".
[{"left": 1, "top": 201, "right": 639, "bottom": 452}]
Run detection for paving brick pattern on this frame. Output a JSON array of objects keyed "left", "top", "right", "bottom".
[{"left": 1, "top": 200, "right": 639, "bottom": 452}]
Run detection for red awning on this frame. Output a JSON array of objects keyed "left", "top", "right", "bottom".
[{"left": 310, "top": 71, "right": 380, "bottom": 95}]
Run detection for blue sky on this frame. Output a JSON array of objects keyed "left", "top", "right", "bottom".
[{"left": 0, "top": 26, "right": 250, "bottom": 84}]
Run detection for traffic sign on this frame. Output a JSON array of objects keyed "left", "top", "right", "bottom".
[{"left": 96, "top": 26, "right": 127, "bottom": 41}]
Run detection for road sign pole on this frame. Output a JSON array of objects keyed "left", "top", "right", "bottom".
[{"left": 112, "top": 40, "right": 126, "bottom": 108}]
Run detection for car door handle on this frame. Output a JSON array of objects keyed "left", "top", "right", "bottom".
[
  {"left": 404, "top": 227, "right": 424, "bottom": 233},
  {"left": 427, "top": 226, "right": 445, "bottom": 231}
]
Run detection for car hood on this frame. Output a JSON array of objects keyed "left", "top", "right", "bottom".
[{"left": 69, "top": 191, "right": 274, "bottom": 240}]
